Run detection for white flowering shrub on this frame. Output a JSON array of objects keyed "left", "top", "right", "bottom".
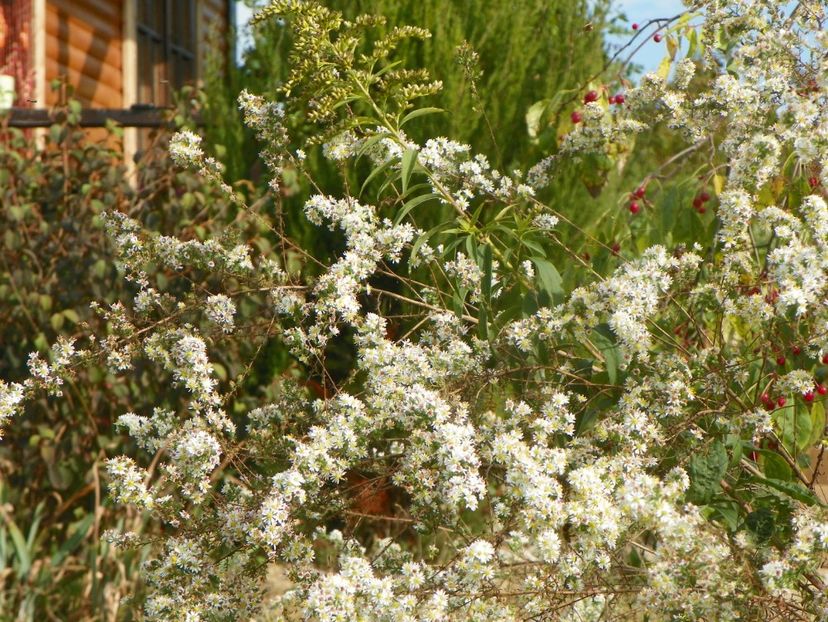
[{"left": 5, "top": 1, "right": 828, "bottom": 620}]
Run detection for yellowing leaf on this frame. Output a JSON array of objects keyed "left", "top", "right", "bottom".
[
  {"left": 713, "top": 174, "right": 725, "bottom": 196},
  {"left": 657, "top": 55, "right": 672, "bottom": 80},
  {"left": 667, "top": 35, "right": 679, "bottom": 60}
]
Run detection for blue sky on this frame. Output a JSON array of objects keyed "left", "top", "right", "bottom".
[
  {"left": 235, "top": 0, "right": 688, "bottom": 73},
  {"left": 608, "top": 0, "right": 688, "bottom": 73}
]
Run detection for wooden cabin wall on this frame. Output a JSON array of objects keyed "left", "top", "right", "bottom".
[{"left": 45, "top": 0, "right": 123, "bottom": 108}]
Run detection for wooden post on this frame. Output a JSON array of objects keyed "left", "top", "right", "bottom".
[{"left": 123, "top": 0, "right": 138, "bottom": 173}]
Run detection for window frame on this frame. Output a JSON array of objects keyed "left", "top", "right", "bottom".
[{"left": 136, "top": 0, "right": 197, "bottom": 107}]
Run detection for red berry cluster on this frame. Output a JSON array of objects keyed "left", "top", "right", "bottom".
[
  {"left": 759, "top": 349, "right": 828, "bottom": 409},
  {"left": 627, "top": 185, "right": 647, "bottom": 215},
  {"left": 760, "top": 393, "right": 787, "bottom": 410},
  {"left": 692, "top": 191, "right": 711, "bottom": 214},
  {"left": 572, "top": 89, "right": 626, "bottom": 125}
]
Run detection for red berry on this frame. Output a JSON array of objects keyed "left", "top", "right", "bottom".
[
  {"left": 697, "top": 206, "right": 706, "bottom": 214},
  {"left": 629, "top": 201, "right": 640, "bottom": 214},
  {"left": 804, "top": 391, "right": 815, "bottom": 403},
  {"left": 614, "top": 93, "right": 625, "bottom": 105},
  {"left": 611, "top": 242, "right": 621, "bottom": 255},
  {"left": 761, "top": 392, "right": 772, "bottom": 404},
  {"left": 608, "top": 95, "right": 616, "bottom": 104},
  {"left": 792, "top": 345, "right": 802, "bottom": 355},
  {"left": 776, "top": 355, "right": 786, "bottom": 366},
  {"left": 809, "top": 176, "right": 820, "bottom": 188},
  {"left": 700, "top": 191, "right": 711, "bottom": 202},
  {"left": 571, "top": 110, "right": 583, "bottom": 124},
  {"left": 777, "top": 396, "right": 787, "bottom": 407},
  {"left": 693, "top": 197, "right": 703, "bottom": 209},
  {"left": 633, "top": 186, "right": 646, "bottom": 199},
  {"left": 632, "top": 23, "right": 639, "bottom": 30},
  {"left": 654, "top": 33, "right": 663, "bottom": 42},
  {"left": 817, "top": 384, "right": 827, "bottom": 395},
  {"left": 584, "top": 90, "right": 599, "bottom": 104},
  {"left": 822, "top": 353, "right": 828, "bottom": 365}
]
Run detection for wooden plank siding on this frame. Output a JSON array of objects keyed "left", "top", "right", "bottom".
[{"left": 44, "top": 0, "right": 123, "bottom": 108}]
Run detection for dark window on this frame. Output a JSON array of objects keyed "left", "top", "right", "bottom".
[{"left": 137, "top": 0, "right": 196, "bottom": 107}]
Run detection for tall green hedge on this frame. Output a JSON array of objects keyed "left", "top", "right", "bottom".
[{"left": 205, "top": 0, "right": 611, "bottom": 180}]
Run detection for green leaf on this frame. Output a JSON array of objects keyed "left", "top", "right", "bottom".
[
  {"left": 773, "top": 402, "right": 812, "bottom": 454},
  {"left": 93, "top": 259, "right": 108, "bottom": 278},
  {"left": 530, "top": 257, "right": 563, "bottom": 300},
  {"left": 26, "top": 502, "right": 45, "bottom": 554},
  {"left": 394, "top": 193, "right": 439, "bottom": 225},
  {"left": 1, "top": 512, "right": 31, "bottom": 577},
  {"left": 687, "top": 27, "right": 699, "bottom": 57},
  {"left": 34, "top": 332, "right": 49, "bottom": 352},
  {"left": 756, "top": 476, "right": 822, "bottom": 506},
  {"left": 400, "top": 107, "right": 445, "bottom": 127},
  {"left": 50, "top": 313, "right": 64, "bottom": 332},
  {"left": 809, "top": 401, "right": 826, "bottom": 447},
  {"left": 525, "top": 100, "right": 550, "bottom": 139},
  {"left": 212, "top": 363, "right": 228, "bottom": 381},
  {"left": 373, "top": 60, "right": 403, "bottom": 78},
  {"left": 522, "top": 238, "right": 547, "bottom": 258},
  {"left": 360, "top": 157, "right": 395, "bottom": 197},
  {"left": 710, "top": 500, "right": 740, "bottom": 531},
  {"left": 591, "top": 324, "right": 621, "bottom": 386},
  {"left": 758, "top": 449, "right": 792, "bottom": 481},
  {"left": 687, "top": 440, "right": 728, "bottom": 504},
  {"left": 726, "top": 434, "right": 743, "bottom": 467},
  {"left": 480, "top": 244, "right": 493, "bottom": 303},
  {"left": 49, "top": 123, "right": 63, "bottom": 144},
  {"left": 401, "top": 148, "right": 418, "bottom": 196},
  {"left": 62, "top": 309, "right": 80, "bottom": 324}
]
